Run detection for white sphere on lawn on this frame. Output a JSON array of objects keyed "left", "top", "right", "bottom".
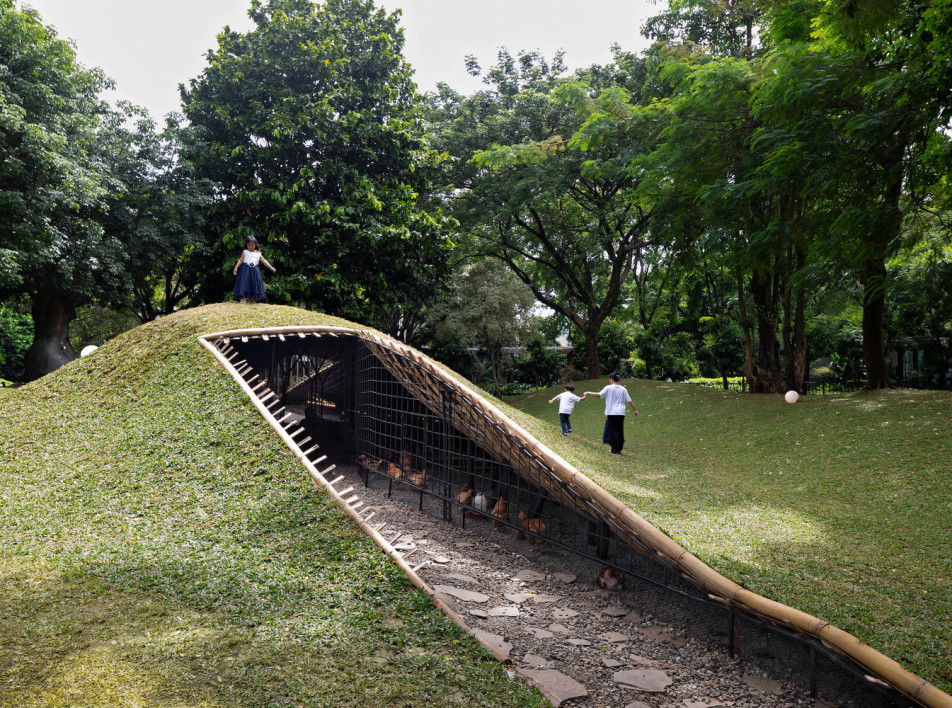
[
  {"left": 80, "top": 345, "right": 98, "bottom": 357},
  {"left": 784, "top": 390, "right": 799, "bottom": 404}
]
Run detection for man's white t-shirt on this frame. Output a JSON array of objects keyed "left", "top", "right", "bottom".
[
  {"left": 599, "top": 384, "right": 631, "bottom": 415},
  {"left": 556, "top": 392, "right": 582, "bottom": 414}
]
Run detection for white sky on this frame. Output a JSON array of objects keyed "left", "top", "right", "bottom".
[{"left": 23, "top": 0, "right": 656, "bottom": 120}]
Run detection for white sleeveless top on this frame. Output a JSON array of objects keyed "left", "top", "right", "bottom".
[{"left": 243, "top": 249, "right": 262, "bottom": 266}]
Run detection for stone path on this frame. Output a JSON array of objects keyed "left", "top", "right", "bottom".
[{"left": 336, "top": 463, "right": 844, "bottom": 708}]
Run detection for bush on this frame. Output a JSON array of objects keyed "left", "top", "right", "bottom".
[{"left": 0, "top": 307, "right": 32, "bottom": 382}]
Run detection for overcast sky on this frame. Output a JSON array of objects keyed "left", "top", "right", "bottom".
[{"left": 23, "top": 0, "right": 655, "bottom": 120}]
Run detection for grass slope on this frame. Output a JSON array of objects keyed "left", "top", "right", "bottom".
[
  {"left": 0, "top": 304, "right": 545, "bottom": 708},
  {"left": 509, "top": 380, "right": 952, "bottom": 694}
]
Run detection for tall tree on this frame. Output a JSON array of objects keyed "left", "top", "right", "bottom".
[
  {"left": 180, "top": 0, "right": 454, "bottom": 329},
  {"left": 427, "top": 49, "right": 657, "bottom": 378},
  {"left": 430, "top": 258, "right": 535, "bottom": 397},
  {"left": 0, "top": 1, "right": 128, "bottom": 380}
]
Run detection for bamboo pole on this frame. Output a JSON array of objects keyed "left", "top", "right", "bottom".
[{"left": 197, "top": 327, "right": 952, "bottom": 708}]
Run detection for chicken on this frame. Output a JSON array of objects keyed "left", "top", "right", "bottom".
[
  {"left": 595, "top": 565, "right": 624, "bottom": 590},
  {"left": 518, "top": 511, "right": 546, "bottom": 552},
  {"left": 457, "top": 483, "right": 474, "bottom": 506},
  {"left": 407, "top": 470, "right": 427, "bottom": 488},
  {"left": 387, "top": 462, "right": 404, "bottom": 480},
  {"left": 400, "top": 450, "right": 412, "bottom": 474},
  {"left": 491, "top": 497, "right": 508, "bottom": 531}
]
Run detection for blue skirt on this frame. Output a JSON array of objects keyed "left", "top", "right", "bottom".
[{"left": 234, "top": 264, "right": 266, "bottom": 301}]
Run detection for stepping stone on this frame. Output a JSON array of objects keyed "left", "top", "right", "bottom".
[
  {"left": 488, "top": 606, "right": 520, "bottom": 617},
  {"left": 614, "top": 669, "right": 672, "bottom": 692},
  {"left": 743, "top": 676, "right": 782, "bottom": 695},
  {"left": 384, "top": 617, "right": 404, "bottom": 629},
  {"left": 553, "top": 572, "right": 576, "bottom": 583},
  {"left": 599, "top": 631, "right": 631, "bottom": 643},
  {"left": 684, "top": 700, "right": 734, "bottom": 707},
  {"left": 526, "top": 627, "right": 554, "bottom": 639},
  {"left": 433, "top": 585, "right": 490, "bottom": 603},
  {"left": 394, "top": 541, "right": 415, "bottom": 551},
  {"left": 637, "top": 626, "right": 675, "bottom": 642},
  {"left": 603, "top": 658, "right": 624, "bottom": 667},
  {"left": 410, "top": 529, "right": 427, "bottom": 538},
  {"left": 566, "top": 638, "right": 592, "bottom": 646},
  {"left": 552, "top": 609, "right": 579, "bottom": 619},
  {"left": 473, "top": 629, "right": 512, "bottom": 659},
  {"left": 603, "top": 606, "right": 627, "bottom": 617},
  {"left": 516, "top": 669, "right": 588, "bottom": 707},
  {"left": 469, "top": 609, "right": 488, "bottom": 618},
  {"left": 505, "top": 592, "right": 532, "bottom": 604},
  {"left": 427, "top": 554, "right": 450, "bottom": 563},
  {"left": 522, "top": 653, "right": 548, "bottom": 668},
  {"left": 630, "top": 654, "right": 654, "bottom": 665},
  {"left": 446, "top": 573, "right": 478, "bottom": 585},
  {"left": 624, "top": 612, "right": 643, "bottom": 624},
  {"left": 396, "top": 534, "right": 414, "bottom": 543},
  {"left": 514, "top": 569, "right": 545, "bottom": 582},
  {"left": 625, "top": 702, "right": 652, "bottom": 708},
  {"left": 529, "top": 594, "right": 562, "bottom": 604},
  {"left": 547, "top": 623, "right": 571, "bottom": 634}
]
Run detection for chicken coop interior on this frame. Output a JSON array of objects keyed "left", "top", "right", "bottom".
[{"left": 212, "top": 329, "right": 920, "bottom": 708}]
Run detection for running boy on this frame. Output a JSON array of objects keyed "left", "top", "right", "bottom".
[{"left": 549, "top": 384, "right": 584, "bottom": 436}]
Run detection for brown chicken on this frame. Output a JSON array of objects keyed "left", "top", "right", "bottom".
[
  {"left": 518, "top": 511, "right": 546, "bottom": 552},
  {"left": 400, "top": 450, "right": 412, "bottom": 474},
  {"left": 491, "top": 497, "right": 508, "bottom": 531},
  {"left": 595, "top": 565, "right": 624, "bottom": 590},
  {"left": 457, "top": 483, "right": 473, "bottom": 506},
  {"left": 407, "top": 470, "right": 427, "bottom": 488},
  {"left": 387, "top": 462, "right": 404, "bottom": 480}
]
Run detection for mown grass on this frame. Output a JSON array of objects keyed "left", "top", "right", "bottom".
[
  {"left": 508, "top": 380, "right": 952, "bottom": 694},
  {"left": 0, "top": 303, "right": 545, "bottom": 708}
]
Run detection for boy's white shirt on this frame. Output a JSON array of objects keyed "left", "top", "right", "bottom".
[{"left": 556, "top": 392, "right": 583, "bottom": 414}]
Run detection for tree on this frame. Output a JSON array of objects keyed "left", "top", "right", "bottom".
[
  {"left": 0, "top": 1, "right": 126, "bottom": 380},
  {"left": 101, "top": 112, "right": 215, "bottom": 322},
  {"left": 179, "top": 0, "right": 455, "bottom": 329},
  {"left": 430, "top": 259, "right": 535, "bottom": 397},
  {"left": 427, "top": 49, "right": 657, "bottom": 378}
]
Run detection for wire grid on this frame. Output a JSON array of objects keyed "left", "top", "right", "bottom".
[{"left": 353, "top": 340, "right": 708, "bottom": 599}]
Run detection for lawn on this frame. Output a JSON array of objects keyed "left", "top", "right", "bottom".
[
  {"left": 508, "top": 379, "right": 952, "bottom": 694},
  {"left": 0, "top": 304, "right": 545, "bottom": 708}
]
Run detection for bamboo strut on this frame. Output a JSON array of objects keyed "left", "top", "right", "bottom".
[{"left": 198, "top": 326, "right": 952, "bottom": 708}]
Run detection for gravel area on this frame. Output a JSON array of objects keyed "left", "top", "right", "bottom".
[{"left": 331, "top": 462, "right": 856, "bottom": 708}]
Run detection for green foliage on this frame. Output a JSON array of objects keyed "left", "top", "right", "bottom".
[
  {"left": 180, "top": 0, "right": 454, "bottom": 328},
  {"left": 67, "top": 305, "right": 140, "bottom": 353},
  {"left": 0, "top": 305, "right": 31, "bottom": 381}
]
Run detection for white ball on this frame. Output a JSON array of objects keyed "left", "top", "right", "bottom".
[
  {"left": 784, "top": 390, "right": 799, "bottom": 404},
  {"left": 80, "top": 345, "right": 99, "bottom": 357}
]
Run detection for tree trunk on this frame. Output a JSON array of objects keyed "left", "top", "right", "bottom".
[
  {"left": 735, "top": 262, "right": 758, "bottom": 386},
  {"left": 583, "top": 328, "right": 600, "bottom": 380},
  {"left": 862, "top": 260, "right": 891, "bottom": 389},
  {"left": 24, "top": 291, "right": 78, "bottom": 382},
  {"left": 749, "top": 267, "right": 784, "bottom": 394}
]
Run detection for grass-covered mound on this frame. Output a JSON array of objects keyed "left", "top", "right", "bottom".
[
  {"left": 0, "top": 303, "right": 545, "bottom": 708},
  {"left": 509, "top": 381, "right": 952, "bottom": 694}
]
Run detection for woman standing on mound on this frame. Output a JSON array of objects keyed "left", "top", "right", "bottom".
[{"left": 232, "top": 236, "right": 276, "bottom": 304}]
